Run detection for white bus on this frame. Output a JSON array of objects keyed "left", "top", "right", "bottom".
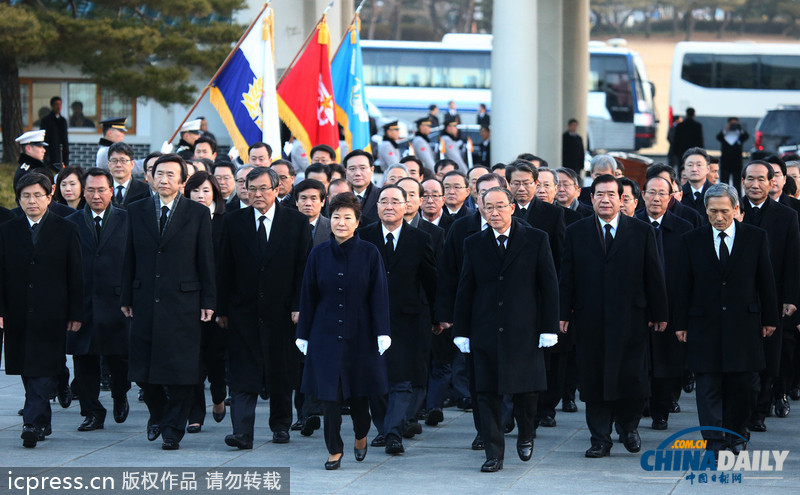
[
  {"left": 670, "top": 41, "right": 800, "bottom": 151},
  {"left": 361, "top": 34, "right": 658, "bottom": 152}
]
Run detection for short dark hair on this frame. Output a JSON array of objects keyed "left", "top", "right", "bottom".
[
  {"left": 54, "top": 166, "right": 85, "bottom": 205},
  {"left": 476, "top": 172, "right": 508, "bottom": 191},
  {"left": 555, "top": 167, "right": 580, "bottom": 186},
  {"left": 646, "top": 163, "right": 677, "bottom": 183},
  {"left": 246, "top": 166, "right": 279, "bottom": 189},
  {"left": 378, "top": 183, "right": 408, "bottom": 201},
  {"left": 294, "top": 179, "right": 327, "bottom": 201},
  {"left": 195, "top": 136, "right": 217, "bottom": 153},
  {"left": 590, "top": 174, "right": 622, "bottom": 195},
  {"left": 153, "top": 154, "right": 189, "bottom": 183},
  {"left": 212, "top": 161, "right": 237, "bottom": 177},
  {"left": 310, "top": 144, "right": 336, "bottom": 161},
  {"left": 743, "top": 160, "right": 775, "bottom": 180},
  {"left": 399, "top": 155, "right": 423, "bottom": 174},
  {"left": 344, "top": 149, "right": 374, "bottom": 168},
  {"left": 329, "top": 163, "right": 346, "bottom": 179},
  {"left": 248, "top": 142, "right": 272, "bottom": 157},
  {"left": 397, "top": 177, "right": 424, "bottom": 196},
  {"left": 491, "top": 163, "right": 506, "bottom": 173},
  {"left": 329, "top": 178, "right": 353, "bottom": 192},
  {"left": 305, "top": 162, "right": 332, "bottom": 181},
  {"left": 328, "top": 192, "right": 362, "bottom": 220},
  {"left": 270, "top": 158, "right": 296, "bottom": 176},
  {"left": 144, "top": 151, "right": 163, "bottom": 174},
  {"left": 50, "top": 96, "right": 61, "bottom": 106},
  {"left": 619, "top": 177, "right": 640, "bottom": 199},
  {"left": 193, "top": 158, "right": 214, "bottom": 173},
  {"left": 183, "top": 170, "right": 225, "bottom": 215},
  {"left": 429, "top": 104, "right": 438, "bottom": 112},
  {"left": 505, "top": 160, "right": 539, "bottom": 183},
  {"left": 16, "top": 172, "right": 52, "bottom": 203},
  {"left": 568, "top": 118, "right": 578, "bottom": 125},
  {"left": 83, "top": 167, "right": 114, "bottom": 189},
  {"left": 764, "top": 154, "right": 786, "bottom": 176},
  {"left": 467, "top": 165, "right": 490, "bottom": 178},
  {"left": 434, "top": 159, "right": 457, "bottom": 174},
  {"left": 108, "top": 142, "right": 134, "bottom": 160},
  {"left": 420, "top": 166, "right": 435, "bottom": 181},
  {"left": 682, "top": 147, "right": 709, "bottom": 165},
  {"left": 686, "top": 107, "right": 695, "bottom": 117},
  {"left": 516, "top": 153, "right": 549, "bottom": 168},
  {"left": 442, "top": 170, "right": 468, "bottom": 187}
]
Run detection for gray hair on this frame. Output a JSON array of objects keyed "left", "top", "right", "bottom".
[
  {"left": 555, "top": 167, "right": 580, "bottom": 186},
  {"left": 703, "top": 183, "right": 739, "bottom": 209},
  {"left": 481, "top": 186, "right": 514, "bottom": 205},
  {"left": 590, "top": 154, "right": 617, "bottom": 173},
  {"left": 246, "top": 166, "right": 280, "bottom": 189},
  {"left": 384, "top": 163, "right": 409, "bottom": 177},
  {"left": 538, "top": 167, "right": 558, "bottom": 184},
  {"left": 786, "top": 160, "right": 800, "bottom": 172}
]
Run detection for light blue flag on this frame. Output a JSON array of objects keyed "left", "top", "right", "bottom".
[{"left": 331, "top": 20, "right": 371, "bottom": 153}]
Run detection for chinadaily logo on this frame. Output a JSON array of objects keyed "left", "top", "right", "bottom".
[{"left": 640, "top": 427, "right": 789, "bottom": 485}]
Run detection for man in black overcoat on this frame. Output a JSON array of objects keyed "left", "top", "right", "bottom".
[
  {"left": 121, "top": 154, "right": 216, "bottom": 450},
  {"left": 345, "top": 150, "right": 380, "bottom": 226},
  {"left": 676, "top": 183, "right": 778, "bottom": 454},
  {"left": 217, "top": 167, "right": 312, "bottom": 449},
  {"left": 672, "top": 107, "right": 704, "bottom": 160},
  {"left": 66, "top": 168, "right": 131, "bottom": 432},
  {"left": 0, "top": 172, "right": 83, "bottom": 448},
  {"left": 559, "top": 175, "right": 668, "bottom": 458},
  {"left": 739, "top": 160, "right": 800, "bottom": 432},
  {"left": 636, "top": 176, "right": 693, "bottom": 430},
  {"left": 107, "top": 142, "right": 150, "bottom": 209},
  {"left": 680, "top": 147, "right": 712, "bottom": 223},
  {"left": 361, "top": 185, "right": 437, "bottom": 455},
  {"left": 454, "top": 187, "right": 559, "bottom": 472},
  {"left": 40, "top": 96, "right": 69, "bottom": 166}
]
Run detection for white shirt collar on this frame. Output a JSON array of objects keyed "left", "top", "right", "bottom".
[
  {"left": 691, "top": 183, "right": 705, "bottom": 196},
  {"left": 159, "top": 196, "right": 179, "bottom": 211},
  {"left": 309, "top": 217, "right": 319, "bottom": 227},
  {"left": 749, "top": 199, "right": 766, "bottom": 209},
  {"left": 493, "top": 225, "right": 511, "bottom": 240},
  {"left": 254, "top": 202, "right": 276, "bottom": 223},
  {"left": 714, "top": 221, "right": 736, "bottom": 240},
  {"left": 114, "top": 177, "right": 132, "bottom": 190},
  {"left": 480, "top": 217, "right": 490, "bottom": 230},
  {"left": 424, "top": 211, "right": 443, "bottom": 225},
  {"left": 648, "top": 213, "right": 665, "bottom": 225},
  {"left": 446, "top": 205, "right": 462, "bottom": 215},
  {"left": 598, "top": 214, "right": 620, "bottom": 232},
  {"left": 381, "top": 223, "right": 402, "bottom": 243}
]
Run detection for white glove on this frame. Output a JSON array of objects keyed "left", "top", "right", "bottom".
[
  {"left": 377, "top": 335, "right": 392, "bottom": 355},
  {"left": 160, "top": 141, "right": 174, "bottom": 153},
  {"left": 228, "top": 146, "right": 240, "bottom": 162},
  {"left": 295, "top": 338, "right": 308, "bottom": 355},
  {"left": 454, "top": 337, "right": 470, "bottom": 353},
  {"left": 538, "top": 333, "right": 558, "bottom": 348}
]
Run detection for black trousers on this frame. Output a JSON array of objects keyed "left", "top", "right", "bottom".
[
  {"left": 186, "top": 324, "right": 228, "bottom": 426},
  {"left": 477, "top": 392, "right": 537, "bottom": 461},
  {"left": 563, "top": 346, "right": 578, "bottom": 402},
  {"left": 776, "top": 324, "right": 798, "bottom": 395},
  {"left": 73, "top": 354, "right": 130, "bottom": 421},
  {"left": 294, "top": 361, "right": 322, "bottom": 420},
  {"left": 537, "top": 350, "right": 568, "bottom": 420},
  {"left": 585, "top": 397, "right": 645, "bottom": 448},
  {"left": 321, "top": 383, "right": 371, "bottom": 455},
  {"left": 466, "top": 354, "right": 482, "bottom": 434},
  {"left": 229, "top": 388, "right": 292, "bottom": 440},
  {"left": 696, "top": 371, "right": 759, "bottom": 451},
  {"left": 650, "top": 376, "right": 681, "bottom": 422},
  {"left": 138, "top": 382, "right": 193, "bottom": 443},
  {"left": 22, "top": 376, "right": 58, "bottom": 430}
]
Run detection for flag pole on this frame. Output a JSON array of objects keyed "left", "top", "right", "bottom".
[
  {"left": 166, "top": 1, "right": 272, "bottom": 145},
  {"left": 333, "top": 0, "right": 368, "bottom": 57},
  {"left": 276, "top": 0, "right": 339, "bottom": 87}
]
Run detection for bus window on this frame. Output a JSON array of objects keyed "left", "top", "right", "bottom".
[
  {"left": 362, "top": 48, "right": 490, "bottom": 89},
  {"left": 590, "top": 54, "right": 633, "bottom": 123},
  {"left": 760, "top": 55, "right": 800, "bottom": 90},
  {"left": 681, "top": 53, "right": 713, "bottom": 87},
  {"left": 716, "top": 55, "right": 757, "bottom": 89}
]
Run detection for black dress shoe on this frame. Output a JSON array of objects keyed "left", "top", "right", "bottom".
[
  {"left": 749, "top": 419, "right": 767, "bottom": 432},
  {"left": 480, "top": 458, "right": 503, "bottom": 472},
  {"left": 301, "top": 415, "right": 321, "bottom": 437},
  {"left": 212, "top": 406, "right": 226, "bottom": 423},
  {"left": 425, "top": 409, "right": 443, "bottom": 426},
  {"left": 17, "top": 409, "right": 23, "bottom": 416},
  {"left": 517, "top": 438, "right": 534, "bottom": 461},
  {"left": 43, "top": 424, "right": 52, "bottom": 437},
  {"left": 57, "top": 386, "right": 72, "bottom": 408},
  {"left": 224, "top": 396, "right": 231, "bottom": 406},
  {"left": 652, "top": 418, "right": 668, "bottom": 430},
  {"left": 503, "top": 417, "right": 515, "bottom": 434},
  {"left": 370, "top": 433, "right": 386, "bottom": 447},
  {"left": 441, "top": 397, "right": 455, "bottom": 408},
  {"left": 683, "top": 372, "right": 695, "bottom": 393},
  {"left": 790, "top": 386, "right": 800, "bottom": 401},
  {"left": 457, "top": 397, "right": 473, "bottom": 410},
  {"left": 354, "top": 441, "right": 368, "bottom": 462},
  {"left": 186, "top": 424, "right": 202, "bottom": 434},
  {"left": 623, "top": 430, "right": 641, "bottom": 453},
  {"left": 730, "top": 440, "right": 747, "bottom": 456},
  {"left": 670, "top": 401, "right": 681, "bottom": 413},
  {"left": 290, "top": 420, "right": 304, "bottom": 431},
  {"left": 471, "top": 433, "right": 485, "bottom": 450},
  {"left": 21, "top": 425, "right": 38, "bottom": 448},
  {"left": 416, "top": 408, "right": 428, "bottom": 421},
  {"left": 161, "top": 439, "right": 180, "bottom": 450},
  {"left": 225, "top": 434, "right": 253, "bottom": 449},
  {"left": 146, "top": 420, "right": 161, "bottom": 442},
  {"left": 561, "top": 398, "right": 578, "bottom": 413},
  {"left": 585, "top": 444, "right": 611, "bottom": 458},
  {"left": 113, "top": 397, "right": 129, "bottom": 424},
  {"left": 340, "top": 405, "right": 351, "bottom": 415},
  {"left": 273, "top": 430, "right": 290, "bottom": 443},
  {"left": 77, "top": 416, "right": 105, "bottom": 432},
  {"left": 403, "top": 421, "right": 422, "bottom": 438},
  {"left": 539, "top": 416, "right": 557, "bottom": 428},
  {"left": 324, "top": 457, "right": 342, "bottom": 470},
  {"left": 775, "top": 395, "right": 790, "bottom": 418},
  {"left": 259, "top": 388, "right": 269, "bottom": 400},
  {"left": 385, "top": 436, "right": 405, "bottom": 455}
]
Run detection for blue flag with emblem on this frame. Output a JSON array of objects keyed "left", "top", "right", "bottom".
[{"left": 331, "top": 15, "right": 371, "bottom": 153}]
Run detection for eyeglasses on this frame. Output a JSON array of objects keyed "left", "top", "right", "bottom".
[
  {"left": 557, "top": 182, "right": 576, "bottom": 190},
  {"left": 483, "top": 204, "right": 512, "bottom": 213},
  {"left": 443, "top": 185, "right": 466, "bottom": 191},
  {"left": 247, "top": 186, "right": 276, "bottom": 195},
  {"left": 108, "top": 158, "right": 131, "bottom": 165},
  {"left": 378, "top": 200, "right": 406, "bottom": 207},
  {"left": 21, "top": 193, "right": 48, "bottom": 200},
  {"left": 644, "top": 190, "right": 670, "bottom": 198}
]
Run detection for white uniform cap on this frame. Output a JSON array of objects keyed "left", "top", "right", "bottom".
[
  {"left": 15, "top": 130, "right": 47, "bottom": 146},
  {"left": 180, "top": 119, "right": 202, "bottom": 133}
]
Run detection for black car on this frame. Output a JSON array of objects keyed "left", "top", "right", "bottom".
[{"left": 754, "top": 106, "right": 800, "bottom": 154}]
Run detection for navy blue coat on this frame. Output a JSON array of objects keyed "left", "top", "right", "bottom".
[
  {"left": 297, "top": 234, "right": 390, "bottom": 402},
  {"left": 66, "top": 206, "right": 129, "bottom": 356}
]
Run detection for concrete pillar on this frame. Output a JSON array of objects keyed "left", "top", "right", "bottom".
[
  {"left": 491, "top": 0, "right": 539, "bottom": 164},
  {"left": 562, "top": 0, "right": 589, "bottom": 158},
  {"left": 536, "top": 0, "right": 563, "bottom": 166}
]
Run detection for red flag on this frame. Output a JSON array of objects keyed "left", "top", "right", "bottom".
[{"left": 277, "top": 17, "right": 339, "bottom": 158}]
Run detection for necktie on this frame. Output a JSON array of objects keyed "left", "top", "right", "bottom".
[
  {"left": 497, "top": 234, "right": 507, "bottom": 258},
  {"left": 718, "top": 232, "right": 729, "bottom": 266},
  {"left": 750, "top": 206, "right": 762, "bottom": 225},
  {"left": 604, "top": 223, "right": 613, "bottom": 253},
  {"left": 257, "top": 215, "right": 268, "bottom": 255},
  {"left": 94, "top": 216, "right": 102, "bottom": 238},
  {"left": 385, "top": 232, "right": 395, "bottom": 262},
  {"left": 116, "top": 185, "right": 124, "bottom": 204},
  {"left": 159, "top": 205, "right": 169, "bottom": 234},
  {"left": 651, "top": 221, "right": 659, "bottom": 229},
  {"left": 693, "top": 191, "right": 701, "bottom": 203},
  {"left": 358, "top": 194, "right": 365, "bottom": 205},
  {"left": 518, "top": 206, "right": 527, "bottom": 217}
]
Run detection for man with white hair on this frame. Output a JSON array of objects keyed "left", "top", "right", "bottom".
[{"left": 577, "top": 154, "right": 617, "bottom": 206}]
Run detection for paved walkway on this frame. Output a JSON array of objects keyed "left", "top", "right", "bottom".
[{"left": 0, "top": 367, "right": 798, "bottom": 494}]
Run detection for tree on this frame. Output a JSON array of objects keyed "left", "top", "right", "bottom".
[{"left": 0, "top": 1, "right": 245, "bottom": 163}]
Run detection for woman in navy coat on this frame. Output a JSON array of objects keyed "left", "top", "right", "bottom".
[{"left": 296, "top": 192, "right": 391, "bottom": 470}]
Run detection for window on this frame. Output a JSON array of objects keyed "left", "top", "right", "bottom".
[
  {"left": 681, "top": 53, "right": 713, "bottom": 88},
  {"left": 716, "top": 55, "right": 757, "bottom": 89},
  {"left": 760, "top": 55, "right": 800, "bottom": 90},
  {"left": 18, "top": 79, "right": 135, "bottom": 133},
  {"left": 590, "top": 54, "right": 634, "bottom": 123},
  {"left": 682, "top": 53, "right": 800, "bottom": 90},
  {"left": 362, "top": 48, "right": 491, "bottom": 89}
]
